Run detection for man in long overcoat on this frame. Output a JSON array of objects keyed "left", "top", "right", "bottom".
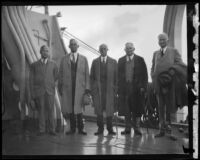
[
  {"left": 118, "top": 42, "right": 148, "bottom": 136},
  {"left": 30, "top": 45, "right": 59, "bottom": 136},
  {"left": 151, "top": 33, "right": 187, "bottom": 138},
  {"left": 90, "top": 44, "right": 117, "bottom": 135},
  {"left": 58, "top": 39, "right": 90, "bottom": 135}
]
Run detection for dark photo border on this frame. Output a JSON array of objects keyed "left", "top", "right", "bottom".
[{"left": 1, "top": 0, "right": 198, "bottom": 159}]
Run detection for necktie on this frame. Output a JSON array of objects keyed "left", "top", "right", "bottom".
[
  {"left": 43, "top": 59, "right": 46, "bottom": 64},
  {"left": 161, "top": 49, "right": 164, "bottom": 57},
  {"left": 72, "top": 54, "right": 75, "bottom": 63},
  {"left": 103, "top": 57, "right": 106, "bottom": 63},
  {"left": 128, "top": 56, "right": 131, "bottom": 62}
]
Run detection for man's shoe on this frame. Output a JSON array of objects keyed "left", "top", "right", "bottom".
[
  {"left": 37, "top": 131, "right": 45, "bottom": 136},
  {"left": 134, "top": 128, "right": 142, "bottom": 136},
  {"left": 121, "top": 130, "right": 131, "bottom": 135},
  {"left": 78, "top": 130, "right": 87, "bottom": 135},
  {"left": 94, "top": 131, "right": 103, "bottom": 136},
  {"left": 166, "top": 125, "right": 172, "bottom": 134},
  {"left": 155, "top": 131, "right": 165, "bottom": 138},
  {"left": 49, "top": 131, "right": 57, "bottom": 136},
  {"left": 167, "top": 134, "right": 177, "bottom": 141},
  {"left": 108, "top": 130, "right": 116, "bottom": 135},
  {"left": 65, "top": 130, "right": 75, "bottom": 135}
]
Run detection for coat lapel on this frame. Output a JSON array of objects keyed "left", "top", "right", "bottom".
[
  {"left": 76, "top": 53, "right": 81, "bottom": 78},
  {"left": 106, "top": 56, "right": 111, "bottom": 81},
  {"left": 66, "top": 54, "right": 71, "bottom": 68},
  {"left": 96, "top": 57, "right": 101, "bottom": 82},
  {"left": 122, "top": 56, "right": 126, "bottom": 78}
]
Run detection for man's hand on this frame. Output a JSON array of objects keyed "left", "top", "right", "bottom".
[
  {"left": 169, "top": 68, "right": 175, "bottom": 76},
  {"left": 140, "top": 88, "right": 145, "bottom": 93},
  {"left": 30, "top": 100, "right": 36, "bottom": 110},
  {"left": 58, "top": 87, "right": 62, "bottom": 96},
  {"left": 114, "top": 112, "right": 118, "bottom": 117}
]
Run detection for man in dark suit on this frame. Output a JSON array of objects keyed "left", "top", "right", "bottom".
[
  {"left": 90, "top": 44, "right": 117, "bottom": 135},
  {"left": 58, "top": 39, "right": 90, "bottom": 135},
  {"left": 151, "top": 33, "right": 187, "bottom": 138},
  {"left": 118, "top": 42, "right": 148, "bottom": 136},
  {"left": 30, "top": 45, "right": 58, "bottom": 136}
]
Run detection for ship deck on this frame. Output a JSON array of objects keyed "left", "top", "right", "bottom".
[{"left": 2, "top": 120, "right": 189, "bottom": 156}]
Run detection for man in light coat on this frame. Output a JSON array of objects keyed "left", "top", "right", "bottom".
[
  {"left": 58, "top": 39, "right": 90, "bottom": 135},
  {"left": 90, "top": 44, "right": 117, "bottom": 135},
  {"left": 30, "top": 45, "right": 58, "bottom": 136},
  {"left": 151, "top": 33, "right": 187, "bottom": 138}
]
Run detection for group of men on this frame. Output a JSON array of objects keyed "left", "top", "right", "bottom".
[{"left": 30, "top": 32, "right": 186, "bottom": 138}]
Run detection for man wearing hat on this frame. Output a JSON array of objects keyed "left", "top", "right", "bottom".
[{"left": 151, "top": 33, "right": 187, "bottom": 138}]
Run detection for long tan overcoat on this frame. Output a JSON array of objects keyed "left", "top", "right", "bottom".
[
  {"left": 90, "top": 56, "right": 117, "bottom": 116},
  {"left": 58, "top": 53, "right": 90, "bottom": 114}
]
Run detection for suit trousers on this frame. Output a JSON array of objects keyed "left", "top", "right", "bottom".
[
  {"left": 156, "top": 92, "right": 172, "bottom": 132},
  {"left": 69, "top": 113, "right": 84, "bottom": 132},
  {"left": 96, "top": 114, "right": 113, "bottom": 132},
  {"left": 124, "top": 82, "right": 138, "bottom": 131},
  {"left": 35, "top": 92, "right": 55, "bottom": 133}
]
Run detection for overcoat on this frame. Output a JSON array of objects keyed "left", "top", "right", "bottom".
[
  {"left": 151, "top": 46, "right": 187, "bottom": 113},
  {"left": 118, "top": 54, "right": 148, "bottom": 116},
  {"left": 90, "top": 56, "right": 117, "bottom": 116},
  {"left": 58, "top": 53, "right": 90, "bottom": 114}
]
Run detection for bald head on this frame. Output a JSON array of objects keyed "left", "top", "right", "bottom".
[
  {"left": 99, "top": 44, "right": 108, "bottom": 57},
  {"left": 125, "top": 42, "right": 135, "bottom": 56},
  {"left": 158, "top": 33, "right": 169, "bottom": 48},
  {"left": 69, "top": 39, "right": 79, "bottom": 53}
]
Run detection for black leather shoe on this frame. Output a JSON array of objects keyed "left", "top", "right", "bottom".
[
  {"left": 166, "top": 125, "right": 172, "bottom": 134},
  {"left": 66, "top": 130, "right": 75, "bottom": 135},
  {"left": 37, "top": 132, "right": 45, "bottom": 136},
  {"left": 94, "top": 131, "right": 103, "bottom": 135},
  {"left": 134, "top": 129, "right": 142, "bottom": 136},
  {"left": 108, "top": 131, "right": 116, "bottom": 135},
  {"left": 168, "top": 134, "right": 177, "bottom": 141},
  {"left": 78, "top": 130, "right": 87, "bottom": 135},
  {"left": 155, "top": 132, "right": 165, "bottom": 138},
  {"left": 121, "top": 130, "right": 131, "bottom": 135},
  {"left": 49, "top": 131, "right": 57, "bottom": 136}
]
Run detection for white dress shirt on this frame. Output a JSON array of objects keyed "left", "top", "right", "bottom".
[
  {"left": 41, "top": 58, "right": 48, "bottom": 64},
  {"left": 161, "top": 46, "right": 167, "bottom": 55},
  {"left": 70, "top": 52, "right": 78, "bottom": 63},
  {"left": 101, "top": 55, "right": 107, "bottom": 63},
  {"left": 126, "top": 54, "right": 134, "bottom": 62}
]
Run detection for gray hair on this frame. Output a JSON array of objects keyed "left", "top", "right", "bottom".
[
  {"left": 158, "top": 33, "right": 169, "bottom": 40},
  {"left": 125, "top": 42, "right": 135, "bottom": 49},
  {"left": 99, "top": 44, "right": 108, "bottom": 50}
]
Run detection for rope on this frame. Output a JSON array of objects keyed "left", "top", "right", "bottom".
[{"left": 62, "top": 32, "right": 100, "bottom": 56}]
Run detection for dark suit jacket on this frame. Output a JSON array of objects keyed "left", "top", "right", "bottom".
[
  {"left": 118, "top": 54, "right": 148, "bottom": 116},
  {"left": 30, "top": 59, "right": 58, "bottom": 99}
]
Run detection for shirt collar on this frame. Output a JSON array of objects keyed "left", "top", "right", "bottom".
[
  {"left": 101, "top": 55, "right": 107, "bottom": 62},
  {"left": 161, "top": 46, "right": 167, "bottom": 54},
  {"left": 126, "top": 54, "right": 134, "bottom": 61},
  {"left": 41, "top": 58, "right": 48, "bottom": 64},
  {"left": 70, "top": 52, "right": 78, "bottom": 62}
]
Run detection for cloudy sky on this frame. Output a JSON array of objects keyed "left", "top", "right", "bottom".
[{"left": 32, "top": 5, "right": 187, "bottom": 82}]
